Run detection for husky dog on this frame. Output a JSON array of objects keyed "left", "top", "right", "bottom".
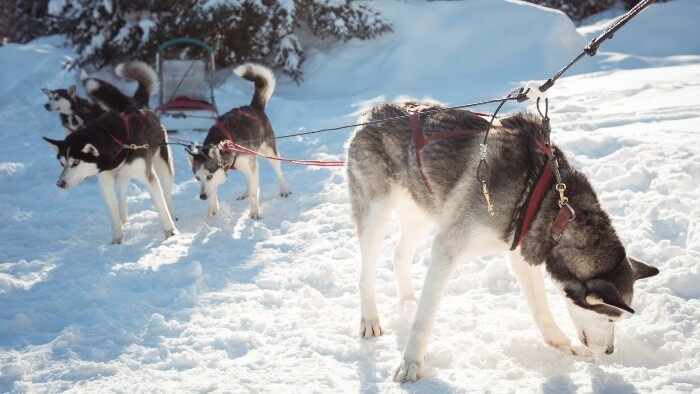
[
  {"left": 42, "top": 85, "right": 103, "bottom": 134},
  {"left": 186, "top": 63, "right": 290, "bottom": 220},
  {"left": 43, "top": 60, "right": 158, "bottom": 134},
  {"left": 346, "top": 102, "right": 660, "bottom": 382},
  {"left": 44, "top": 108, "right": 177, "bottom": 244}
]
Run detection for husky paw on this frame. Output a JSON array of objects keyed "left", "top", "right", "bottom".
[
  {"left": 392, "top": 360, "right": 424, "bottom": 383},
  {"left": 236, "top": 194, "right": 248, "bottom": 201},
  {"left": 280, "top": 190, "right": 292, "bottom": 198},
  {"left": 359, "top": 319, "right": 383, "bottom": 338},
  {"left": 553, "top": 342, "right": 593, "bottom": 357},
  {"left": 249, "top": 212, "right": 261, "bottom": 220},
  {"left": 110, "top": 237, "right": 123, "bottom": 245},
  {"left": 207, "top": 209, "right": 217, "bottom": 218}
]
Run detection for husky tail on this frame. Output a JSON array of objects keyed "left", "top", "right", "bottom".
[
  {"left": 115, "top": 61, "right": 159, "bottom": 108},
  {"left": 82, "top": 61, "right": 158, "bottom": 111},
  {"left": 233, "top": 63, "right": 276, "bottom": 111}
]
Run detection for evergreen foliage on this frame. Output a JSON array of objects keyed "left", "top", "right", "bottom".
[{"left": 8, "top": 0, "right": 390, "bottom": 83}]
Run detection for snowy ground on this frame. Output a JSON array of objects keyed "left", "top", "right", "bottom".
[{"left": 0, "top": 0, "right": 698, "bottom": 393}]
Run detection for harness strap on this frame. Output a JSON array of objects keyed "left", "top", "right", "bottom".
[
  {"left": 409, "top": 114, "right": 473, "bottom": 195},
  {"left": 214, "top": 120, "right": 237, "bottom": 170},
  {"left": 550, "top": 203, "right": 577, "bottom": 247},
  {"left": 511, "top": 142, "right": 579, "bottom": 250},
  {"left": 409, "top": 114, "right": 433, "bottom": 194},
  {"left": 512, "top": 144, "right": 555, "bottom": 249}
]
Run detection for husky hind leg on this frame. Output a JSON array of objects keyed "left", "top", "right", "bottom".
[
  {"left": 128, "top": 158, "right": 178, "bottom": 239},
  {"left": 393, "top": 195, "right": 432, "bottom": 301},
  {"left": 259, "top": 142, "right": 291, "bottom": 197},
  {"left": 355, "top": 193, "right": 394, "bottom": 338},
  {"left": 152, "top": 144, "right": 177, "bottom": 221},
  {"left": 116, "top": 174, "right": 130, "bottom": 224}
]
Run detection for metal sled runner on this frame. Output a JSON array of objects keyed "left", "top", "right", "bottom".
[{"left": 154, "top": 38, "right": 218, "bottom": 132}]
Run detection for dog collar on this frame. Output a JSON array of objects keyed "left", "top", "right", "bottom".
[{"left": 510, "top": 143, "right": 578, "bottom": 250}]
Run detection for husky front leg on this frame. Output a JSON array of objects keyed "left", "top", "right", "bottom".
[
  {"left": 393, "top": 233, "right": 460, "bottom": 383},
  {"left": 507, "top": 250, "right": 593, "bottom": 356},
  {"left": 97, "top": 172, "right": 123, "bottom": 244}
]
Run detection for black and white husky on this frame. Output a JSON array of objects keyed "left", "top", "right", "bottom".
[
  {"left": 44, "top": 108, "right": 177, "bottom": 244},
  {"left": 43, "top": 60, "right": 158, "bottom": 134},
  {"left": 346, "top": 102, "right": 660, "bottom": 382},
  {"left": 186, "top": 63, "right": 290, "bottom": 220}
]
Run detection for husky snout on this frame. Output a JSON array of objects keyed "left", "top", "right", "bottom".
[{"left": 56, "top": 179, "right": 67, "bottom": 188}]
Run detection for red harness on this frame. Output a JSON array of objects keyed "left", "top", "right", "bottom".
[
  {"left": 111, "top": 109, "right": 149, "bottom": 152},
  {"left": 213, "top": 106, "right": 264, "bottom": 170},
  {"left": 408, "top": 112, "right": 575, "bottom": 250}
]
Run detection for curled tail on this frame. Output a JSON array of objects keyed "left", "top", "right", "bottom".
[
  {"left": 81, "top": 70, "right": 131, "bottom": 112},
  {"left": 115, "top": 61, "right": 159, "bottom": 108},
  {"left": 81, "top": 61, "right": 158, "bottom": 111},
  {"left": 233, "top": 63, "right": 276, "bottom": 110}
]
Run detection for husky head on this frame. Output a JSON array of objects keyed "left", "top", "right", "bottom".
[
  {"left": 538, "top": 173, "right": 660, "bottom": 355},
  {"left": 185, "top": 147, "right": 228, "bottom": 217},
  {"left": 43, "top": 135, "right": 101, "bottom": 189},
  {"left": 42, "top": 86, "right": 77, "bottom": 115}
]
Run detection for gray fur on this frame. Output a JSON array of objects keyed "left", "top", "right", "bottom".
[
  {"left": 188, "top": 63, "right": 289, "bottom": 219},
  {"left": 43, "top": 109, "right": 177, "bottom": 243},
  {"left": 346, "top": 101, "right": 659, "bottom": 375}
]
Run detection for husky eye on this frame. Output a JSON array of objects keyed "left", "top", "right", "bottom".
[
  {"left": 71, "top": 160, "right": 80, "bottom": 167},
  {"left": 206, "top": 175, "right": 213, "bottom": 180},
  {"left": 195, "top": 176, "right": 201, "bottom": 181}
]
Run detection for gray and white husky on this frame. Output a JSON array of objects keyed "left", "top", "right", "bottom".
[
  {"left": 186, "top": 63, "right": 290, "bottom": 220},
  {"left": 43, "top": 60, "right": 158, "bottom": 134},
  {"left": 44, "top": 108, "right": 177, "bottom": 244},
  {"left": 346, "top": 102, "right": 660, "bottom": 382}
]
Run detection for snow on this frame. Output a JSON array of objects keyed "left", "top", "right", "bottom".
[{"left": 1, "top": 0, "right": 698, "bottom": 392}]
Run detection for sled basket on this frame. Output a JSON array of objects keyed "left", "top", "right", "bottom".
[{"left": 154, "top": 38, "right": 218, "bottom": 132}]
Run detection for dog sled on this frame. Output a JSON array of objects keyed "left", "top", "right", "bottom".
[{"left": 154, "top": 38, "right": 218, "bottom": 132}]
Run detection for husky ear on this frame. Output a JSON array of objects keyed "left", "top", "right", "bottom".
[
  {"left": 43, "top": 137, "right": 63, "bottom": 153},
  {"left": 584, "top": 279, "right": 634, "bottom": 314},
  {"left": 628, "top": 257, "right": 659, "bottom": 281},
  {"left": 82, "top": 143, "right": 99, "bottom": 157},
  {"left": 67, "top": 85, "right": 77, "bottom": 97},
  {"left": 208, "top": 146, "right": 222, "bottom": 164},
  {"left": 42, "top": 88, "right": 51, "bottom": 97}
]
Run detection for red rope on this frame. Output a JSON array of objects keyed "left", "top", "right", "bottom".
[{"left": 218, "top": 140, "right": 345, "bottom": 167}]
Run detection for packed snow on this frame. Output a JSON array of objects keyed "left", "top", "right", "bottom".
[{"left": 0, "top": 0, "right": 698, "bottom": 392}]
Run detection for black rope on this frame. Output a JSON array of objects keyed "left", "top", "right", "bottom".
[
  {"left": 174, "top": 93, "right": 525, "bottom": 149},
  {"left": 538, "top": 0, "right": 656, "bottom": 92},
  {"left": 168, "top": 1, "right": 654, "bottom": 153}
]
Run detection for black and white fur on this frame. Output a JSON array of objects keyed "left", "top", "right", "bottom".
[
  {"left": 42, "top": 85, "right": 103, "bottom": 134},
  {"left": 43, "top": 60, "right": 158, "bottom": 134},
  {"left": 44, "top": 109, "right": 177, "bottom": 244},
  {"left": 345, "top": 102, "right": 660, "bottom": 382},
  {"left": 186, "top": 63, "right": 290, "bottom": 220}
]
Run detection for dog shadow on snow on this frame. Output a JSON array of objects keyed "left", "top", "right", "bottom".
[
  {"left": 0, "top": 173, "right": 295, "bottom": 371},
  {"left": 542, "top": 366, "right": 639, "bottom": 394},
  {"left": 356, "top": 300, "right": 457, "bottom": 393}
]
